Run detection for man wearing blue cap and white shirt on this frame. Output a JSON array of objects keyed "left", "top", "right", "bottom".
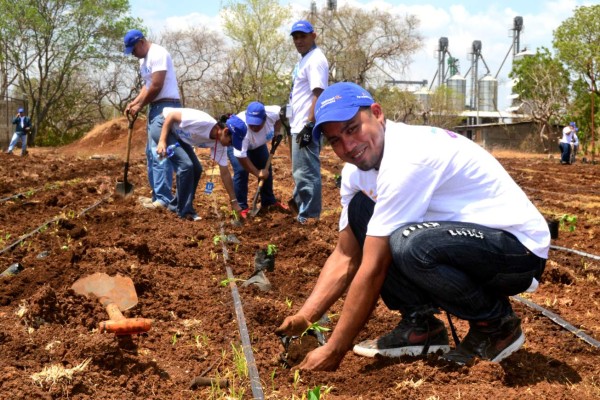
[
  {"left": 6, "top": 108, "right": 32, "bottom": 156},
  {"left": 229, "top": 102, "right": 288, "bottom": 218},
  {"left": 154, "top": 109, "right": 243, "bottom": 220},
  {"left": 276, "top": 82, "right": 550, "bottom": 370},
  {"left": 288, "top": 20, "right": 329, "bottom": 224},
  {"left": 123, "top": 29, "right": 180, "bottom": 211}
]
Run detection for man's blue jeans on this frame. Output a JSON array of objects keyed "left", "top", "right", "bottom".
[
  {"left": 150, "top": 115, "right": 201, "bottom": 218},
  {"left": 228, "top": 145, "right": 276, "bottom": 210},
  {"left": 291, "top": 134, "right": 321, "bottom": 222},
  {"left": 7, "top": 132, "right": 27, "bottom": 153},
  {"left": 558, "top": 142, "right": 571, "bottom": 164},
  {"left": 147, "top": 101, "right": 180, "bottom": 206},
  {"left": 348, "top": 191, "right": 546, "bottom": 321}
]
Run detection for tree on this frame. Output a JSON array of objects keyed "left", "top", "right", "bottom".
[
  {"left": 159, "top": 27, "right": 226, "bottom": 110},
  {"left": 509, "top": 48, "right": 570, "bottom": 152},
  {"left": 0, "top": 0, "right": 138, "bottom": 144},
  {"left": 553, "top": 4, "right": 600, "bottom": 157},
  {"left": 218, "top": 0, "right": 293, "bottom": 111},
  {"left": 371, "top": 86, "right": 420, "bottom": 123},
  {"left": 310, "top": 5, "right": 422, "bottom": 86}
]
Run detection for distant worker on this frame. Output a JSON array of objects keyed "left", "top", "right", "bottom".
[
  {"left": 558, "top": 124, "right": 577, "bottom": 165},
  {"left": 288, "top": 20, "right": 329, "bottom": 224},
  {"left": 123, "top": 29, "right": 180, "bottom": 210},
  {"left": 6, "top": 108, "right": 32, "bottom": 156},
  {"left": 230, "top": 102, "right": 289, "bottom": 218},
  {"left": 154, "top": 109, "right": 244, "bottom": 221}
]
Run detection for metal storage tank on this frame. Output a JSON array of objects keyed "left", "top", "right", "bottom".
[
  {"left": 446, "top": 74, "right": 466, "bottom": 110},
  {"left": 478, "top": 75, "right": 497, "bottom": 112},
  {"left": 414, "top": 87, "right": 432, "bottom": 111}
]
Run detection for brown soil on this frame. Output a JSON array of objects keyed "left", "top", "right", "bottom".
[{"left": 0, "top": 119, "right": 599, "bottom": 399}]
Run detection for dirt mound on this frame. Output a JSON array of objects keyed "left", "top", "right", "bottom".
[{"left": 59, "top": 116, "right": 148, "bottom": 159}]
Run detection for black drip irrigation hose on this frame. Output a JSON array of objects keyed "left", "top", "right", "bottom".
[
  {"left": 0, "top": 194, "right": 110, "bottom": 256},
  {"left": 0, "top": 186, "right": 44, "bottom": 203},
  {"left": 211, "top": 199, "right": 264, "bottom": 399},
  {"left": 550, "top": 244, "right": 600, "bottom": 261},
  {"left": 512, "top": 295, "right": 600, "bottom": 349}
]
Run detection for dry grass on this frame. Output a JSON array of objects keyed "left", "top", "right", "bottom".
[{"left": 31, "top": 358, "right": 92, "bottom": 388}]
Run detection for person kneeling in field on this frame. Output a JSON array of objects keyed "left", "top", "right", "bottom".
[
  {"left": 152, "top": 108, "right": 244, "bottom": 221},
  {"left": 275, "top": 82, "right": 550, "bottom": 370},
  {"left": 230, "top": 101, "right": 289, "bottom": 218}
]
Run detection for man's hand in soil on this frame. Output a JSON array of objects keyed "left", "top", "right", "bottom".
[
  {"left": 275, "top": 314, "right": 310, "bottom": 337},
  {"left": 298, "top": 343, "right": 344, "bottom": 371}
]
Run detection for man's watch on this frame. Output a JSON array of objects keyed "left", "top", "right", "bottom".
[{"left": 305, "top": 121, "right": 315, "bottom": 129}]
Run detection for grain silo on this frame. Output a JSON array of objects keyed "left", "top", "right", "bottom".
[
  {"left": 446, "top": 74, "right": 466, "bottom": 110},
  {"left": 478, "top": 74, "right": 498, "bottom": 112}
]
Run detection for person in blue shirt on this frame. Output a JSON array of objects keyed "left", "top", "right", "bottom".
[{"left": 6, "top": 108, "right": 32, "bottom": 156}]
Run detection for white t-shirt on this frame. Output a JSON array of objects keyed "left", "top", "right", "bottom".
[
  {"left": 290, "top": 47, "right": 328, "bottom": 133},
  {"left": 339, "top": 121, "right": 550, "bottom": 259},
  {"left": 140, "top": 43, "right": 180, "bottom": 101},
  {"left": 234, "top": 105, "right": 281, "bottom": 158},
  {"left": 559, "top": 129, "right": 578, "bottom": 145},
  {"left": 162, "top": 108, "right": 228, "bottom": 167}
]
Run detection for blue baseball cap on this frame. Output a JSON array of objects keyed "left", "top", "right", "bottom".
[
  {"left": 227, "top": 115, "right": 248, "bottom": 151},
  {"left": 124, "top": 29, "right": 144, "bottom": 54},
  {"left": 17, "top": 108, "right": 24, "bottom": 113},
  {"left": 569, "top": 121, "right": 576, "bottom": 128},
  {"left": 290, "top": 20, "right": 314, "bottom": 35},
  {"left": 245, "top": 102, "right": 267, "bottom": 126},
  {"left": 313, "top": 82, "right": 375, "bottom": 141}
]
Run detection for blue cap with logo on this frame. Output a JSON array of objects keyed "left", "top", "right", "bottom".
[
  {"left": 17, "top": 108, "right": 24, "bottom": 113},
  {"left": 290, "top": 20, "right": 314, "bottom": 35},
  {"left": 123, "top": 29, "right": 144, "bottom": 54},
  {"left": 313, "top": 82, "right": 375, "bottom": 141},
  {"left": 569, "top": 121, "right": 576, "bottom": 128},
  {"left": 227, "top": 115, "right": 248, "bottom": 151},
  {"left": 245, "top": 102, "right": 267, "bottom": 126}
]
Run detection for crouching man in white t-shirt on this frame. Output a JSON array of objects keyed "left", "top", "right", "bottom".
[
  {"left": 276, "top": 82, "right": 550, "bottom": 370},
  {"left": 152, "top": 108, "right": 243, "bottom": 221}
]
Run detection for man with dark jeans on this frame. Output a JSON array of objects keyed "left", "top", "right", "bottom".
[{"left": 275, "top": 82, "right": 550, "bottom": 370}]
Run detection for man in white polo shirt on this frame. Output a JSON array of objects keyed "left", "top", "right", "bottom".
[{"left": 276, "top": 82, "right": 550, "bottom": 370}]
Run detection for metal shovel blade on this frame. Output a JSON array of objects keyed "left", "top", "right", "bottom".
[
  {"left": 71, "top": 272, "right": 138, "bottom": 311},
  {"left": 115, "top": 179, "right": 134, "bottom": 198}
]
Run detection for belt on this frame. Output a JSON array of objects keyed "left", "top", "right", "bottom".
[{"left": 150, "top": 98, "right": 180, "bottom": 106}]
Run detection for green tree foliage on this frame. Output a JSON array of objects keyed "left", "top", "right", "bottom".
[
  {"left": 0, "top": 0, "right": 139, "bottom": 145},
  {"left": 310, "top": 5, "right": 422, "bottom": 86},
  {"left": 553, "top": 4, "right": 600, "bottom": 156},
  {"left": 509, "top": 48, "right": 570, "bottom": 152},
  {"left": 219, "top": 0, "right": 292, "bottom": 112},
  {"left": 371, "top": 86, "right": 421, "bottom": 123}
]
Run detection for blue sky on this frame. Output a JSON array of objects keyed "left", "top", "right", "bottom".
[{"left": 129, "top": 0, "right": 593, "bottom": 110}]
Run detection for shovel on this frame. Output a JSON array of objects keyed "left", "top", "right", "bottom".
[
  {"left": 249, "top": 134, "right": 283, "bottom": 217},
  {"left": 71, "top": 272, "right": 152, "bottom": 335},
  {"left": 115, "top": 112, "right": 136, "bottom": 197}
]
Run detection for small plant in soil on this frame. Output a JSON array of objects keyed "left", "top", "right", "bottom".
[
  {"left": 266, "top": 244, "right": 277, "bottom": 256},
  {"left": 219, "top": 277, "right": 245, "bottom": 287},
  {"left": 308, "top": 384, "right": 333, "bottom": 400},
  {"left": 285, "top": 297, "right": 293, "bottom": 308},
  {"left": 302, "top": 321, "right": 330, "bottom": 337},
  {"left": 559, "top": 213, "right": 577, "bottom": 232}
]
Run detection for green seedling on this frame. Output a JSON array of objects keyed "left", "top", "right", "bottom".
[
  {"left": 171, "top": 333, "right": 178, "bottom": 346},
  {"left": 559, "top": 213, "right": 577, "bottom": 232},
  {"left": 266, "top": 244, "right": 278, "bottom": 256},
  {"left": 67, "top": 210, "right": 76, "bottom": 219},
  {"left": 25, "top": 189, "right": 35, "bottom": 197},
  {"left": 302, "top": 321, "right": 331, "bottom": 337},
  {"left": 219, "top": 277, "right": 245, "bottom": 287},
  {"left": 285, "top": 297, "right": 293, "bottom": 309},
  {"left": 231, "top": 343, "right": 248, "bottom": 379},
  {"left": 213, "top": 234, "right": 226, "bottom": 245},
  {"left": 308, "top": 385, "right": 333, "bottom": 400},
  {"left": 293, "top": 369, "right": 301, "bottom": 391}
]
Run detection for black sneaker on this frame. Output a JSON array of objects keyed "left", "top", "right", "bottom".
[
  {"left": 353, "top": 309, "right": 450, "bottom": 358},
  {"left": 443, "top": 312, "right": 524, "bottom": 365}
]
